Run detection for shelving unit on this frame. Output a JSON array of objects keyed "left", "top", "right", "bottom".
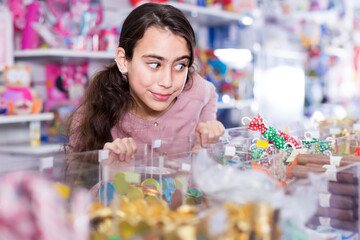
[
  {"left": 0, "top": 144, "right": 62, "bottom": 155},
  {"left": 0, "top": 112, "right": 54, "bottom": 124},
  {"left": 14, "top": 49, "right": 115, "bottom": 63},
  {"left": 105, "top": 2, "right": 255, "bottom": 26},
  {"left": 166, "top": 2, "right": 254, "bottom": 26},
  {"left": 0, "top": 112, "right": 61, "bottom": 155}
]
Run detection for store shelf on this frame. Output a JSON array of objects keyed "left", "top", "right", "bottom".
[
  {"left": 271, "top": 9, "right": 340, "bottom": 24},
  {"left": 0, "top": 112, "right": 54, "bottom": 124},
  {"left": 111, "top": 2, "right": 255, "bottom": 26},
  {"left": 14, "top": 49, "right": 115, "bottom": 62},
  {"left": 0, "top": 143, "right": 62, "bottom": 155},
  {"left": 168, "top": 2, "right": 253, "bottom": 26}
]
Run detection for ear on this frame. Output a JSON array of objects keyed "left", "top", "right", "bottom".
[{"left": 115, "top": 47, "right": 128, "bottom": 73}]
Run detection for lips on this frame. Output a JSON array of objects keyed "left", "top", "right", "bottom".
[{"left": 151, "top": 92, "right": 172, "bottom": 101}]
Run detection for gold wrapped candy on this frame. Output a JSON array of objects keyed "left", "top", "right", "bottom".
[{"left": 90, "top": 196, "right": 280, "bottom": 240}]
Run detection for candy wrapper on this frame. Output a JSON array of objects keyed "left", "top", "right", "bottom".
[
  {"left": 192, "top": 148, "right": 329, "bottom": 239},
  {"left": 243, "top": 114, "right": 300, "bottom": 149},
  {"left": 218, "top": 126, "right": 277, "bottom": 167},
  {"left": 285, "top": 152, "right": 360, "bottom": 233},
  {"left": 301, "top": 131, "right": 335, "bottom": 155}
]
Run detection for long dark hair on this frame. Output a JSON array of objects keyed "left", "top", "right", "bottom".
[{"left": 65, "top": 3, "right": 196, "bottom": 155}]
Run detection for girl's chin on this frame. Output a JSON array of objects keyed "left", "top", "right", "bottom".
[{"left": 147, "top": 101, "right": 173, "bottom": 112}]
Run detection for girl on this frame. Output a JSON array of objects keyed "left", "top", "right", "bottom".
[{"left": 67, "top": 2, "right": 225, "bottom": 164}]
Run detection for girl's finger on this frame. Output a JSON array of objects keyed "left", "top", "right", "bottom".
[
  {"left": 113, "top": 138, "right": 128, "bottom": 161},
  {"left": 104, "top": 142, "right": 120, "bottom": 154},
  {"left": 122, "top": 138, "right": 134, "bottom": 162}
]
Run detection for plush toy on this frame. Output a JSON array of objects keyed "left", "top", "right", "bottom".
[
  {"left": 0, "top": 97, "right": 10, "bottom": 115},
  {"left": 0, "top": 65, "right": 42, "bottom": 115}
]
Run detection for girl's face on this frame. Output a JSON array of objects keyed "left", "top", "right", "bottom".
[{"left": 116, "top": 26, "right": 190, "bottom": 120}]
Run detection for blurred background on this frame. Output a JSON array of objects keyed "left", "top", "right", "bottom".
[{"left": 0, "top": 0, "right": 359, "bottom": 152}]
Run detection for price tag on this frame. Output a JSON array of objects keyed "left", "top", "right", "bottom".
[
  {"left": 153, "top": 139, "right": 161, "bottom": 148},
  {"left": 181, "top": 163, "right": 191, "bottom": 172},
  {"left": 224, "top": 146, "right": 236, "bottom": 156},
  {"left": 322, "top": 164, "right": 337, "bottom": 182},
  {"left": 257, "top": 140, "right": 269, "bottom": 148}
]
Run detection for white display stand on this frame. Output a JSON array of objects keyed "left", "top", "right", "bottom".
[{"left": 0, "top": 112, "right": 62, "bottom": 155}]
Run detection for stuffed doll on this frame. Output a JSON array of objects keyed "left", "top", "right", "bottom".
[
  {"left": 0, "top": 97, "right": 10, "bottom": 115},
  {"left": 0, "top": 65, "right": 42, "bottom": 115}
]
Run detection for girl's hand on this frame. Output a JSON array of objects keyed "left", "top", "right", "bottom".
[
  {"left": 103, "top": 137, "right": 137, "bottom": 162},
  {"left": 196, "top": 120, "right": 225, "bottom": 147}
]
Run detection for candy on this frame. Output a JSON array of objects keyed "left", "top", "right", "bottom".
[
  {"left": 142, "top": 185, "right": 160, "bottom": 197},
  {"left": 164, "top": 187, "right": 176, "bottom": 203},
  {"left": 248, "top": 114, "right": 268, "bottom": 134},
  {"left": 141, "top": 178, "right": 160, "bottom": 191},
  {"left": 113, "top": 172, "right": 130, "bottom": 194},
  {"left": 185, "top": 187, "right": 202, "bottom": 205},
  {"left": 126, "top": 187, "right": 144, "bottom": 202},
  {"left": 53, "top": 182, "right": 70, "bottom": 199},
  {"left": 99, "top": 182, "right": 115, "bottom": 205}
]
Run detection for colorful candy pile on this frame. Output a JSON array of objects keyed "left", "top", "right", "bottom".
[
  {"left": 248, "top": 114, "right": 299, "bottom": 150},
  {"left": 246, "top": 114, "right": 336, "bottom": 157},
  {"left": 302, "top": 137, "right": 334, "bottom": 154},
  {"left": 99, "top": 172, "right": 202, "bottom": 208}
]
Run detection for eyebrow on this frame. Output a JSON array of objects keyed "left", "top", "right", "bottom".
[{"left": 142, "top": 54, "right": 191, "bottom": 62}]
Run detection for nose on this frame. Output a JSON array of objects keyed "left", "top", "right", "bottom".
[{"left": 158, "top": 68, "right": 173, "bottom": 88}]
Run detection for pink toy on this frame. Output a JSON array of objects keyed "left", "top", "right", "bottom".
[
  {"left": 46, "top": 63, "right": 89, "bottom": 101},
  {"left": 8, "top": 0, "right": 26, "bottom": 31},
  {"left": 21, "top": 2, "right": 44, "bottom": 49},
  {"left": 0, "top": 65, "right": 42, "bottom": 115},
  {"left": 47, "top": 0, "right": 102, "bottom": 39}
]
